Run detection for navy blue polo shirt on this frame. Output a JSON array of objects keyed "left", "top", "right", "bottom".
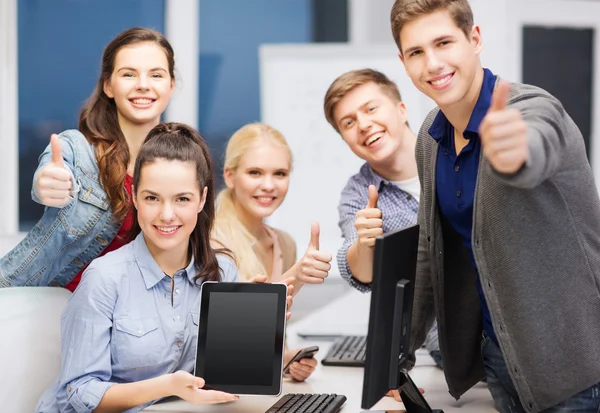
[{"left": 429, "top": 68, "right": 498, "bottom": 343}]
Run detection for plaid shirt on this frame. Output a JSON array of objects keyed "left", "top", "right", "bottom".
[{"left": 336, "top": 163, "right": 419, "bottom": 291}]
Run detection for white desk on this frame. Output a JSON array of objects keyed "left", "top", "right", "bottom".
[{"left": 144, "top": 289, "right": 496, "bottom": 413}]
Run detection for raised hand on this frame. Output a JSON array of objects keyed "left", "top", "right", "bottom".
[
  {"left": 170, "top": 371, "right": 238, "bottom": 404},
  {"left": 295, "top": 222, "right": 332, "bottom": 284},
  {"left": 354, "top": 185, "right": 383, "bottom": 248},
  {"left": 479, "top": 80, "right": 528, "bottom": 174},
  {"left": 35, "top": 134, "right": 73, "bottom": 207}
]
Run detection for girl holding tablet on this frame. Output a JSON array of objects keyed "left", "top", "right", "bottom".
[
  {"left": 213, "top": 123, "right": 329, "bottom": 382},
  {"left": 36, "top": 123, "right": 283, "bottom": 412}
]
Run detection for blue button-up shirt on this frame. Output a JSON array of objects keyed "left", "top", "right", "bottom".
[
  {"left": 430, "top": 68, "right": 498, "bottom": 343},
  {"left": 337, "top": 162, "right": 419, "bottom": 291},
  {"left": 35, "top": 233, "right": 238, "bottom": 413}
]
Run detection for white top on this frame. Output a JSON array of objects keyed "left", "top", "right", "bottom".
[{"left": 390, "top": 175, "right": 421, "bottom": 203}]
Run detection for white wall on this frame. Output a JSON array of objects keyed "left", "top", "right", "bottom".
[
  {"left": 348, "top": 0, "right": 395, "bottom": 44},
  {"left": 164, "top": 0, "right": 199, "bottom": 127},
  {"left": 0, "top": 0, "right": 19, "bottom": 235}
]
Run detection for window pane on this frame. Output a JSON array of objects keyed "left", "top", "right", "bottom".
[
  {"left": 522, "top": 26, "right": 594, "bottom": 162},
  {"left": 198, "top": 0, "right": 313, "bottom": 185}
]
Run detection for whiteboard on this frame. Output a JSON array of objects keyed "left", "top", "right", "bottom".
[{"left": 259, "top": 44, "right": 435, "bottom": 274}]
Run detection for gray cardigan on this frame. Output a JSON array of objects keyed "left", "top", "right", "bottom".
[{"left": 411, "top": 81, "right": 600, "bottom": 412}]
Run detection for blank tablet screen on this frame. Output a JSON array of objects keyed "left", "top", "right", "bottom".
[{"left": 195, "top": 282, "right": 286, "bottom": 395}]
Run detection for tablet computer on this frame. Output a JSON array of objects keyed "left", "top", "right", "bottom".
[{"left": 194, "top": 281, "right": 287, "bottom": 396}]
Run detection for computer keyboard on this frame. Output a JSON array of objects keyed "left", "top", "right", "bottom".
[
  {"left": 321, "top": 335, "right": 366, "bottom": 367},
  {"left": 265, "top": 393, "right": 347, "bottom": 413}
]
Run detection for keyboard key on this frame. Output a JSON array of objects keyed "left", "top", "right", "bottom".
[
  {"left": 264, "top": 393, "right": 347, "bottom": 413},
  {"left": 322, "top": 335, "right": 367, "bottom": 367}
]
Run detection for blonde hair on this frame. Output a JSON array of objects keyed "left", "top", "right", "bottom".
[
  {"left": 213, "top": 123, "right": 293, "bottom": 281},
  {"left": 390, "top": 0, "right": 474, "bottom": 53},
  {"left": 323, "top": 69, "right": 404, "bottom": 133}
]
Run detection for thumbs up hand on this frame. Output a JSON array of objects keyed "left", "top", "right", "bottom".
[
  {"left": 479, "top": 80, "right": 528, "bottom": 174},
  {"left": 35, "top": 134, "right": 73, "bottom": 207},
  {"left": 354, "top": 185, "right": 383, "bottom": 249},
  {"left": 295, "top": 222, "right": 332, "bottom": 284}
]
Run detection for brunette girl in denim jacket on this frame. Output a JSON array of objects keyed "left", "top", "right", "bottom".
[
  {"left": 0, "top": 27, "right": 176, "bottom": 290},
  {"left": 35, "top": 123, "right": 244, "bottom": 412}
]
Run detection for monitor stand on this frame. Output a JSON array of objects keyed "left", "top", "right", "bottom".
[{"left": 396, "top": 367, "right": 443, "bottom": 413}]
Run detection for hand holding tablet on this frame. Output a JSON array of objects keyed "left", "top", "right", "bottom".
[{"left": 169, "top": 371, "right": 238, "bottom": 404}]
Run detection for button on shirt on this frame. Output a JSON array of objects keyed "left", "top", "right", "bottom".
[
  {"left": 35, "top": 233, "right": 238, "bottom": 413},
  {"left": 430, "top": 68, "right": 498, "bottom": 343},
  {"left": 337, "top": 163, "right": 419, "bottom": 291}
]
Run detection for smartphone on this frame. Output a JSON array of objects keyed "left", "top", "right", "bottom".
[{"left": 282, "top": 345, "right": 319, "bottom": 374}]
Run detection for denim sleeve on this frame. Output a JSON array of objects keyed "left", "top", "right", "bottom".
[
  {"left": 31, "top": 130, "right": 80, "bottom": 205},
  {"left": 218, "top": 254, "right": 239, "bottom": 282},
  {"left": 337, "top": 180, "right": 372, "bottom": 293},
  {"left": 55, "top": 264, "right": 118, "bottom": 413}
]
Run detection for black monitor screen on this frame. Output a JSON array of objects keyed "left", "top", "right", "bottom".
[{"left": 361, "top": 225, "right": 419, "bottom": 409}]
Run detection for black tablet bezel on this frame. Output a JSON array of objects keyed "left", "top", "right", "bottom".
[{"left": 194, "top": 281, "right": 287, "bottom": 396}]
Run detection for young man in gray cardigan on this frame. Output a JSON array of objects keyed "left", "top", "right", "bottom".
[{"left": 390, "top": 0, "right": 600, "bottom": 412}]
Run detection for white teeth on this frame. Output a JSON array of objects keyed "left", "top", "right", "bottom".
[
  {"left": 132, "top": 98, "right": 152, "bottom": 105},
  {"left": 365, "top": 133, "right": 383, "bottom": 146},
  {"left": 157, "top": 226, "right": 178, "bottom": 233},
  {"left": 257, "top": 197, "right": 274, "bottom": 202},
  {"left": 431, "top": 75, "right": 452, "bottom": 86}
]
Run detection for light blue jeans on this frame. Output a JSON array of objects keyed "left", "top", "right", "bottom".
[{"left": 481, "top": 332, "right": 600, "bottom": 413}]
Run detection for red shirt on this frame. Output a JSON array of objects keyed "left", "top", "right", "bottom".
[{"left": 65, "top": 175, "right": 134, "bottom": 292}]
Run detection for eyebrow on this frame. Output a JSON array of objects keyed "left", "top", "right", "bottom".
[
  {"left": 338, "top": 100, "right": 378, "bottom": 125},
  {"left": 117, "top": 67, "right": 168, "bottom": 73},
  {"left": 245, "top": 166, "right": 290, "bottom": 172},
  {"left": 140, "top": 189, "right": 195, "bottom": 197},
  {"left": 403, "top": 35, "right": 456, "bottom": 56}
]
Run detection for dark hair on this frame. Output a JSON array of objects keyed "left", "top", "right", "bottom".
[
  {"left": 79, "top": 27, "right": 175, "bottom": 220},
  {"left": 130, "top": 122, "right": 231, "bottom": 283},
  {"left": 390, "top": 0, "right": 474, "bottom": 53}
]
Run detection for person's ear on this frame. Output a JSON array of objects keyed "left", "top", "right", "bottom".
[
  {"left": 198, "top": 186, "right": 208, "bottom": 213},
  {"left": 132, "top": 185, "right": 138, "bottom": 209},
  {"left": 394, "top": 100, "right": 408, "bottom": 124},
  {"left": 103, "top": 79, "right": 114, "bottom": 98},
  {"left": 224, "top": 168, "right": 235, "bottom": 189},
  {"left": 471, "top": 25, "right": 483, "bottom": 55}
]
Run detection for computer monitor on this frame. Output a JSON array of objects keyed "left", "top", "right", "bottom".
[{"left": 360, "top": 225, "right": 443, "bottom": 413}]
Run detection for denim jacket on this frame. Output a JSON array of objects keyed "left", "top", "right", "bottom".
[{"left": 0, "top": 130, "right": 120, "bottom": 287}]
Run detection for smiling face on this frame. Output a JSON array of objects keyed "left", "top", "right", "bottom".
[
  {"left": 333, "top": 82, "right": 409, "bottom": 168},
  {"left": 224, "top": 141, "right": 291, "bottom": 224},
  {"left": 103, "top": 41, "right": 174, "bottom": 129},
  {"left": 133, "top": 159, "right": 207, "bottom": 259},
  {"left": 399, "top": 10, "right": 483, "bottom": 111}
]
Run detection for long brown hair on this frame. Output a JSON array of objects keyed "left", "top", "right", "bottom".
[
  {"left": 131, "top": 123, "right": 231, "bottom": 283},
  {"left": 79, "top": 27, "right": 175, "bottom": 220}
]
